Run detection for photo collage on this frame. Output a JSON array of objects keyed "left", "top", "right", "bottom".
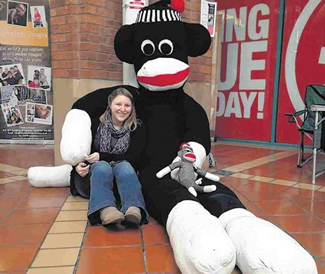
[
  {"left": 6, "top": 1, "right": 47, "bottom": 28},
  {"left": 0, "top": 63, "right": 52, "bottom": 127},
  {"left": 0, "top": 0, "right": 53, "bottom": 142}
]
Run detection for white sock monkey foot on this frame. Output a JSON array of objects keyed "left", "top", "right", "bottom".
[
  {"left": 219, "top": 208, "right": 317, "bottom": 274},
  {"left": 167, "top": 200, "right": 236, "bottom": 274},
  {"left": 28, "top": 164, "right": 72, "bottom": 187}
]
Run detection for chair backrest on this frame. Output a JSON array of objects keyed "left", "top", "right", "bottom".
[{"left": 302, "top": 85, "right": 325, "bottom": 131}]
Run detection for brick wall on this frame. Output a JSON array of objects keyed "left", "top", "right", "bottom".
[
  {"left": 183, "top": 0, "right": 213, "bottom": 83},
  {"left": 50, "top": 0, "right": 122, "bottom": 80},
  {"left": 50, "top": 0, "right": 213, "bottom": 83}
]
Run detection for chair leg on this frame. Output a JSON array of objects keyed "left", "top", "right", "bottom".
[
  {"left": 312, "top": 146, "right": 317, "bottom": 184},
  {"left": 297, "top": 131, "right": 305, "bottom": 167}
]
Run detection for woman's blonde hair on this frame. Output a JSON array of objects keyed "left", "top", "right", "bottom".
[{"left": 107, "top": 87, "right": 139, "bottom": 131}]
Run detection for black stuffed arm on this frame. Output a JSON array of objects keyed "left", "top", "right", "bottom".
[
  {"left": 170, "top": 95, "right": 211, "bottom": 181},
  {"left": 183, "top": 95, "right": 211, "bottom": 154}
]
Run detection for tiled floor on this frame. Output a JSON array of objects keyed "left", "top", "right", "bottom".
[{"left": 0, "top": 142, "right": 325, "bottom": 274}]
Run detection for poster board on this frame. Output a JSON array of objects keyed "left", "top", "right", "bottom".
[
  {"left": 215, "top": 0, "right": 279, "bottom": 141},
  {"left": 0, "top": 0, "right": 53, "bottom": 144}
]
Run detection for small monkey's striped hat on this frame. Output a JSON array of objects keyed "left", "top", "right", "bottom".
[{"left": 135, "top": 0, "right": 185, "bottom": 23}]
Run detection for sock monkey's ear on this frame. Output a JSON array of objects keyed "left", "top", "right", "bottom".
[
  {"left": 114, "top": 24, "right": 135, "bottom": 64},
  {"left": 184, "top": 23, "right": 211, "bottom": 57}
]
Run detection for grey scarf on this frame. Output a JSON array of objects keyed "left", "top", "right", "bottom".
[{"left": 99, "top": 111, "right": 130, "bottom": 154}]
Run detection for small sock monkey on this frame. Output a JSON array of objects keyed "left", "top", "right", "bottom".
[{"left": 156, "top": 143, "right": 219, "bottom": 197}]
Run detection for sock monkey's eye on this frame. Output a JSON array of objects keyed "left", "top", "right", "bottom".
[
  {"left": 159, "top": 39, "right": 173, "bottom": 55},
  {"left": 141, "top": 39, "right": 155, "bottom": 56}
]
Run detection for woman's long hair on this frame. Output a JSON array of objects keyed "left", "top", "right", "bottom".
[{"left": 107, "top": 87, "right": 139, "bottom": 131}]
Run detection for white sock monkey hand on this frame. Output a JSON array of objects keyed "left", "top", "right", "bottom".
[
  {"left": 156, "top": 166, "right": 172, "bottom": 178},
  {"left": 60, "top": 109, "right": 92, "bottom": 166},
  {"left": 171, "top": 141, "right": 206, "bottom": 182}
]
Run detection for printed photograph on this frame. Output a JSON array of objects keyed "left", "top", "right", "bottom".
[
  {"left": 7, "top": 1, "right": 28, "bottom": 27},
  {"left": 2, "top": 102, "right": 24, "bottom": 127},
  {"left": 27, "top": 65, "right": 51, "bottom": 89},
  {"left": 26, "top": 103, "right": 35, "bottom": 122},
  {"left": 0, "top": 85, "right": 29, "bottom": 105},
  {"left": 0, "top": 86, "right": 13, "bottom": 105},
  {"left": 26, "top": 102, "right": 35, "bottom": 115},
  {"left": 0, "top": 64, "right": 26, "bottom": 86},
  {"left": 30, "top": 6, "right": 47, "bottom": 28},
  {"left": 13, "top": 85, "right": 29, "bottom": 104},
  {"left": 27, "top": 88, "right": 47, "bottom": 104},
  {"left": 25, "top": 102, "right": 52, "bottom": 125}
]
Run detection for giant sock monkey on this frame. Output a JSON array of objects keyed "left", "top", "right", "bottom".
[{"left": 28, "top": 0, "right": 317, "bottom": 273}]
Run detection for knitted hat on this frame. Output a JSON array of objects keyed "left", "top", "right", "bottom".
[{"left": 135, "top": 0, "right": 185, "bottom": 24}]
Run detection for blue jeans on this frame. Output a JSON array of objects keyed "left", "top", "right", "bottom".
[{"left": 88, "top": 161, "right": 148, "bottom": 224}]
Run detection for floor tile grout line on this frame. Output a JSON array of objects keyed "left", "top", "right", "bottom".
[
  {"left": 222, "top": 170, "right": 325, "bottom": 192},
  {"left": 248, "top": 181, "right": 325, "bottom": 234},
  {"left": 27, "top": 196, "right": 66, "bottom": 270},
  {"left": 80, "top": 244, "right": 145, "bottom": 249},
  {"left": 213, "top": 141, "right": 299, "bottom": 151},
  {"left": 221, "top": 151, "right": 297, "bottom": 173},
  {"left": 72, "top": 223, "right": 89, "bottom": 274},
  {"left": 26, "top": 194, "right": 82, "bottom": 272},
  {"left": 228, "top": 177, "right": 325, "bottom": 225},
  {"left": 140, "top": 225, "right": 149, "bottom": 274},
  {"left": 0, "top": 182, "right": 32, "bottom": 223}
]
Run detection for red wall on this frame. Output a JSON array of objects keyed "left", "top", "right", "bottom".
[
  {"left": 215, "top": 0, "right": 325, "bottom": 144},
  {"left": 276, "top": 0, "right": 325, "bottom": 144}
]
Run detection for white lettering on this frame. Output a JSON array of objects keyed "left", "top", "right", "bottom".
[
  {"left": 248, "top": 4, "right": 270, "bottom": 40},
  {"left": 216, "top": 92, "right": 226, "bottom": 116},
  {"left": 225, "top": 7, "right": 247, "bottom": 42},
  {"left": 240, "top": 92, "right": 257, "bottom": 118},
  {"left": 224, "top": 92, "right": 242, "bottom": 117},
  {"left": 216, "top": 91, "right": 265, "bottom": 119},
  {"left": 239, "top": 40, "right": 267, "bottom": 90},
  {"left": 219, "top": 43, "right": 238, "bottom": 90},
  {"left": 319, "top": 47, "right": 325, "bottom": 64}
]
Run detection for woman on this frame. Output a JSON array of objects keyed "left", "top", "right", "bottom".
[
  {"left": 33, "top": 7, "right": 43, "bottom": 27},
  {"left": 70, "top": 87, "right": 148, "bottom": 226}
]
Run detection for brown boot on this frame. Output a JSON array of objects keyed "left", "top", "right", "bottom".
[
  {"left": 125, "top": 206, "right": 141, "bottom": 225},
  {"left": 100, "top": 207, "right": 125, "bottom": 225}
]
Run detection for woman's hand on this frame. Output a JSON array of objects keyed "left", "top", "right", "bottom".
[
  {"left": 76, "top": 162, "right": 90, "bottom": 177},
  {"left": 85, "top": 152, "right": 100, "bottom": 163}
]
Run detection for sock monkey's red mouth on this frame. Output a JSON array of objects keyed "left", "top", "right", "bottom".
[{"left": 137, "top": 67, "right": 190, "bottom": 87}]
